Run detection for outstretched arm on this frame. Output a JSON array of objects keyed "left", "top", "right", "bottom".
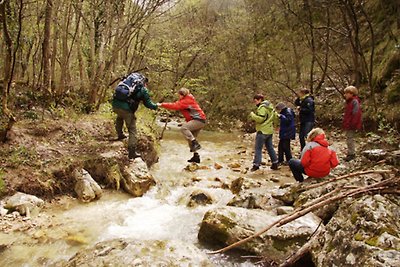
[{"left": 141, "top": 88, "right": 158, "bottom": 110}]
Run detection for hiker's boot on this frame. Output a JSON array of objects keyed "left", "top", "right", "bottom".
[
  {"left": 271, "top": 163, "right": 279, "bottom": 170},
  {"left": 129, "top": 150, "right": 141, "bottom": 159},
  {"left": 187, "top": 153, "right": 200, "bottom": 163},
  {"left": 250, "top": 165, "right": 259, "bottom": 172},
  {"left": 190, "top": 139, "right": 201, "bottom": 152},
  {"left": 117, "top": 134, "right": 127, "bottom": 141},
  {"left": 344, "top": 154, "right": 355, "bottom": 162}
]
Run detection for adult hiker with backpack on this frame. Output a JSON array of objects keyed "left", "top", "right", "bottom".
[
  {"left": 157, "top": 88, "right": 206, "bottom": 163},
  {"left": 249, "top": 94, "right": 279, "bottom": 171},
  {"left": 112, "top": 72, "right": 158, "bottom": 159}
]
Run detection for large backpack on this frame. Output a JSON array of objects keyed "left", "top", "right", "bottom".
[{"left": 114, "top": 72, "right": 146, "bottom": 101}]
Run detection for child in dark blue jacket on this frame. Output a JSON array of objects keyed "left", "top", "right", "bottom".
[{"left": 276, "top": 103, "right": 296, "bottom": 164}]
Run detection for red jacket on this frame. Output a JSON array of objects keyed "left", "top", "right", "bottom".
[
  {"left": 301, "top": 134, "right": 339, "bottom": 178},
  {"left": 161, "top": 94, "right": 206, "bottom": 122},
  {"left": 342, "top": 96, "right": 362, "bottom": 130}
]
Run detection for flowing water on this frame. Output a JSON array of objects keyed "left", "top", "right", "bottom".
[{"left": 0, "top": 123, "right": 286, "bottom": 266}]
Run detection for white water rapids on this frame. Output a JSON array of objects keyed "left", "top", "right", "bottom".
[{"left": 1, "top": 123, "right": 289, "bottom": 266}]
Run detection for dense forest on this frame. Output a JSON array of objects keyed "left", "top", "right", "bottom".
[{"left": 1, "top": 0, "right": 399, "bottom": 138}]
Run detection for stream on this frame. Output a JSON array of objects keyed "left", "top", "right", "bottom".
[{"left": 0, "top": 122, "right": 293, "bottom": 266}]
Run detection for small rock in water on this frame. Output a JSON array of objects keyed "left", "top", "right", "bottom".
[
  {"left": 214, "top": 162, "right": 223, "bottom": 169},
  {"left": 271, "top": 177, "right": 280, "bottom": 183}
]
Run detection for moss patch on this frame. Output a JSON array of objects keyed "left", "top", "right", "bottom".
[
  {"left": 365, "top": 236, "right": 379, "bottom": 247},
  {"left": 272, "top": 236, "right": 307, "bottom": 252}
]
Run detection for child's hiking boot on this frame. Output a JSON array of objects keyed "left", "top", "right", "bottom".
[
  {"left": 117, "top": 134, "right": 127, "bottom": 141},
  {"left": 271, "top": 163, "right": 279, "bottom": 170},
  {"left": 250, "top": 165, "right": 259, "bottom": 172},
  {"left": 344, "top": 154, "right": 355, "bottom": 162},
  {"left": 187, "top": 153, "right": 200, "bottom": 163},
  {"left": 129, "top": 150, "right": 141, "bottom": 160},
  {"left": 190, "top": 139, "right": 201, "bottom": 152}
]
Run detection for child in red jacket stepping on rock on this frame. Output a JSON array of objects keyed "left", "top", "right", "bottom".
[
  {"left": 342, "top": 86, "right": 362, "bottom": 161},
  {"left": 158, "top": 88, "right": 206, "bottom": 163},
  {"left": 288, "top": 128, "right": 339, "bottom": 182}
]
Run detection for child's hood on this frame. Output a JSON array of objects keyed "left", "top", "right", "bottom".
[{"left": 312, "top": 133, "right": 329, "bottom": 147}]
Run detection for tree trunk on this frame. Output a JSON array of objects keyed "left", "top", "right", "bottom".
[
  {"left": 42, "top": 0, "right": 53, "bottom": 97},
  {"left": 50, "top": 7, "right": 59, "bottom": 95},
  {"left": 0, "top": 1, "right": 12, "bottom": 117},
  {"left": 304, "top": 0, "right": 316, "bottom": 93},
  {"left": 58, "top": 1, "right": 72, "bottom": 104}
]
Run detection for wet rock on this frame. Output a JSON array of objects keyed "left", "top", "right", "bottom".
[
  {"left": 3, "top": 192, "right": 44, "bottom": 216},
  {"left": 74, "top": 169, "right": 102, "bottom": 203},
  {"left": 54, "top": 239, "right": 213, "bottom": 266},
  {"left": 270, "top": 177, "right": 280, "bottom": 183},
  {"left": 230, "top": 177, "right": 244, "bottom": 194},
  {"left": 0, "top": 202, "right": 8, "bottom": 216},
  {"left": 276, "top": 206, "right": 294, "bottom": 215},
  {"left": 105, "top": 163, "right": 123, "bottom": 190},
  {"left": 228, "top": 192, "right": 259, "bottom": 209},
  {"left": 186, "top": 190, "right": 213, "bottom": 207},
  {"left": 228, "top": 190, "right": 285, "bottom": 210},
  {"left": 271, "top": 185, "right": 301, "bottom": 205},
  {"left": 198, "top": 206, "right": 321, "bottom": 262},
  {"left": 214, "top": 162, "right": 223, "bottom": 170},
  {"left": 293, "top": 183, "right": 340, "bottom": 222},
  {"left": 311, "top": 194, "right": 400, "bottom": 267},
  {"left": 184, "top": 163, "right": 201, "bottom": 172},
  {"left": 65, "top": 234, "right": 88, "bottom": 246},
  {"left": 122, "top": 158, "right": 156, "bottom": 197},
  {"left": 228, "top": 162, "right": 241, "bottom": 169}
]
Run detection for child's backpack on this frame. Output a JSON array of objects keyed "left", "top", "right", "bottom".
[{"left": 114, "top": 72, "right": 146, "bottom": 101}]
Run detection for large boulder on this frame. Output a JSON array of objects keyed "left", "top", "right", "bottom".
[
  {"left": 122, "top": 158, "right": 156, "bottom": 197},
  {"left": 198, "top": 206, "right": 321, "bottom": 262},
  {"left": 311, "top": 194, "right": 400, "bottom": 267},
  {"left": 53, "top": 239, "right": 213, "bottom": 266},
  {"left": 3, "top": 192, "right": 44, "bottom": 216},
  {"left": 73, "top": 169, "right": 102, "bottom": 202}
]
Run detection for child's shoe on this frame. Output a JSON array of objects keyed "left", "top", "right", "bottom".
[{"left": 344, "top": 154, "right": 355, "bottom": 162}]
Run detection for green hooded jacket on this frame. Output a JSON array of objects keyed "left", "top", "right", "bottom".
[
  {"left": 249, "top": 100, "right": 279, "bottom": 134},
  {"left": 112, "top": 87, "right": 158, "bottom": 112}
]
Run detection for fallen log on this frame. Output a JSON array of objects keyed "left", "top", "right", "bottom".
[
  {"left": 208, "top": 172, "right": 398, "bottom": 255},
  {"left": 303, "top": 169, "right": 392, "bottom": 191}
]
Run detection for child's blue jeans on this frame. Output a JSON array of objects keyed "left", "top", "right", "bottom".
[
  {"left": 288, "top": 158, "right": 305, "bottom": 182},
  {"left": 253, "top": 132, "right": 278, "bottom": 167}
]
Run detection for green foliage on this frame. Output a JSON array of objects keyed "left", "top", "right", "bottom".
[
  {"left": 7, "top": 146, "right": 38, "bottom": 168},
  {"left": 387, "top": 77, "right": 400, "bottom": 104},
  {"left": 23, "top": 110, "right": 40, "bottom": 120},
  {"left": 49, "top": 103, "right": 67, "bottom": 119},
  {"left": 2, "top": 0, "right": 400, "bottom": 130}
]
